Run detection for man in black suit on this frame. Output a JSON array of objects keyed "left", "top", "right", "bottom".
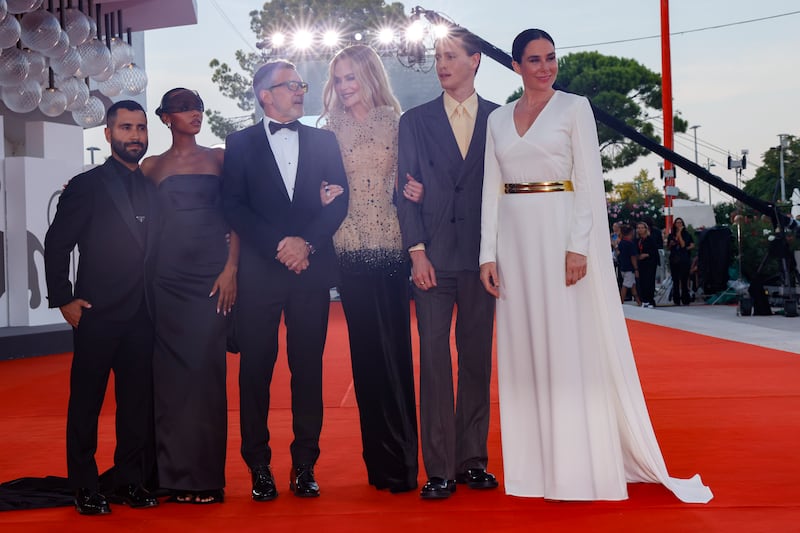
[
  {"left": 397, "top": 28, "right": 499, "bottom": 500},
  {"left": 44, "top": 100, "right": 159, "bottom": 515},
  {"left": 222, "top": 60, "right": 348, "bottom": 500}
]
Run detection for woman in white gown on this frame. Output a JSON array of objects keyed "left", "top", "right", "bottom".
[{"left": 478, "top": 28, "right": 712, "bottom": 503}]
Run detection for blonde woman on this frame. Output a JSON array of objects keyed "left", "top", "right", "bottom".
[{"left": 319, "top": 45, "right": 418, "bottom": 493}]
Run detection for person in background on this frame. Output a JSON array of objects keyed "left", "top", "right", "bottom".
[
  {"left": 317, "top": 44, "right": 418, "bottom": 493},
  {"left": 396, "top": 27, "right": 499, "bottom": 500},
  {"left": 478, "top": 28, "right": 711, "bottom": 503},
  {"left": 618, "top": 224, "right": 641, "bottom": 305},
  {"left": 44, "top": 100, "right": 159, "bottom": 515},
  {"left": 667, "top": 217, "right": 694, "bottom": 306},
  {"left": 635, "top": 221, "right": 659, "bottom": 308},
  {"left": 141, "top": 88, "right": 238, "bottom": 505}
]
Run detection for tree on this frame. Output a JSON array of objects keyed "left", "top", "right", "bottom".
[
  {"left": 507, "top": 52, "right": 688, "bottom": 173},
  {"left": 742, "top": 134, "right": 799, "bottom": 204},
  {"left": 612, "top": 168, "right": 661, "bottom": 205},
  {"left": 207, "top": 0, "right": 408, "bottom": 139},
  {"left": 605, "top": 169, "right": 665, "bottom": 229}
]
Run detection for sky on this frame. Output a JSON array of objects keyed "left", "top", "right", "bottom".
[{"left": 83, "top": 0, "right": 800, "bottom": 206}]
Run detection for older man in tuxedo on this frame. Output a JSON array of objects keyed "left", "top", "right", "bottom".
[
  {"left": 397, "top": 28, "right": 499, "bottom": 500},
  {"left": 44, "top": 100, "right": 159, "bottom": 515},
  {"left": 222, "top": 60, "right": 348, "bottom": 500}
]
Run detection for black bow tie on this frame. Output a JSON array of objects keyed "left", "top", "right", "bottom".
[{"left": 269, "top": 120, "right": 300, "bottom": 134}]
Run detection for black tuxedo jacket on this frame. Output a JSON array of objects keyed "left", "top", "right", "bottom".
[
  {"left": 44, "top": 158, "right": 159, "bottom": 323},
  {"left": 396, "top": 94, "right": 499, "bottom": 272},
  {"left": 221, "top": 120, "right": 348, "bottom": 291}
]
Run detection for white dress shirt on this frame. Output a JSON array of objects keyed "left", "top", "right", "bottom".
[{"left": 263, "top": 118, "right": 300, "bottom": 200}]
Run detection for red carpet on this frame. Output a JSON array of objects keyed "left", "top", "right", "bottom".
[{"left": 1, "top": 302, "right": 799, "bottom": 532}]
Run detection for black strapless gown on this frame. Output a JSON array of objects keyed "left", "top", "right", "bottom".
[{"left": 153, "top": 174, "right": 229, "bottom": 492}]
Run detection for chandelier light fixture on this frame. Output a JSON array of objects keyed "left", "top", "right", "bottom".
[{"left": 0, "top": 0, "right": 148, "bottom": 127}]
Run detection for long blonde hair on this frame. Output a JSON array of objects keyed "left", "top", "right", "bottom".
[{"left": 319, "top": 45, "right": 401, "bottom": 123}]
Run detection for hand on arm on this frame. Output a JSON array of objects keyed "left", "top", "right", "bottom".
[
  {"left": 402, "top": 174, "right": 424, "bottom": 204},
  {"left": 320, "top": 180, "right": 345, "bottom": 207},
  {"left": 480, "top": 262, "right": 500, "bottom": 298}
]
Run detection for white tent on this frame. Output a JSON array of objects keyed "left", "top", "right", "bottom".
[{"left": 671, "top": 198, "right": 716, "bottom": 229}]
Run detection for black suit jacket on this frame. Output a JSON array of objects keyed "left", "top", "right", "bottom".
[
  {"left": 221, "top": 120, "right": 348, "bottom": 291},
  {"left": 396, "top": 94, "right": 499, "bottom": 272},
  {"left": 44, "top": 158, "right": 159, "bottom": 323}
]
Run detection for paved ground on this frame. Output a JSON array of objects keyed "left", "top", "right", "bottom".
[{"left": 623, "top": 301, "right": 800, "bottom": 354}]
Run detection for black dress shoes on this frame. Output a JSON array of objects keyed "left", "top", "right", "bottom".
[
  {"left": 74, "top": 488, "right": 111, "bottom": 515},
  {"left": 420, "top": 477, "right": 456, "bottom": 499},
  {"left": 107, "top": 484, "right": 159, "bottom": 508},
  {"left": 289, "top": 465, "right": 320, "bottom": 497},
  {"left": 251, "top": 465, "right": 278, "bottom": 501},
  {"left": 455, "top": 468, "right": 499, "bottom": 489}
]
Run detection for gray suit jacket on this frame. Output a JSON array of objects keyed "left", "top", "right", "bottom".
[{"left": 396, "top": 94, "right": 499, "bottom": 272}]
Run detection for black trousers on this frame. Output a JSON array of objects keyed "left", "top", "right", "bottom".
[
  {"left": 413, "top": 270, "right": 495, "bottom": 480},
  {"left": 237, "top": 286, "right": 330, "bottom": 469},
  {"left": 637, "top": 260, "right": 658, "bottom": 306},
  {"left": 671, "top": 260, "right": 692, "bottom": 305},
  {"left": 67, "top": 302, "right": 155, "bottom": 490},
  {"left": 338, "top": 266, "right": 418, "bottom": 490}
]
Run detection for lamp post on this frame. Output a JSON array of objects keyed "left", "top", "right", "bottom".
[
  {"left": 86, "top": 146, "right": 100, "bottom": 165},
  {"left": 690, "top": 124, "right": 701, "bottom": 201},
  {"left": 728, "top": 150, "right": 748, "bottom": 212},
  {"left": 706, "top": 159, "right": 715, "bottom": 205},
  {"left": 779, "top": 134, "right": 789, "bottom": 203}
]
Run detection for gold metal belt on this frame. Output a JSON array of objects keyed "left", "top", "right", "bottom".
[{"left": 504, "top": 181, "right": 574, "bottom": 193}]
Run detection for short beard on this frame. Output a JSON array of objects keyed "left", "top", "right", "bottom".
[{"left": 110, "top": 138, "right": 147, "bottom": 165}]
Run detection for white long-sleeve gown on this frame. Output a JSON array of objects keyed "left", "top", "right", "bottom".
[{"left": 479, "top": 91, "right": 712, "bottom": 503}]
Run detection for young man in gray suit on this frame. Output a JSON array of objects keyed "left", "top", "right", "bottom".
[{"left": 397, "top": 28, "right": 499, "bottom": 500}]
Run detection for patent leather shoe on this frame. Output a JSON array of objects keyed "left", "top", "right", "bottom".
[
  {"left": 74, "top": 488, "right": 111, "bottom": 515},
  {"left": 289, "top": 465, "right": 320, "bottom": 497},
  {"left": 455, "top": 468, "right": 499, "bottom": 489},
  {"left": 107, "top": 484, "right": 159, "bottom": 508},
  {"left": 420, "top": 477, "right": 456, "bottom": 499},
  {"left": 251, "top": 465, "right": 278, "bottom": 501}
]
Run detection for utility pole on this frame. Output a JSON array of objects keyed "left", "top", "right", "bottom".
[
  {"left": 779, "top": 134, "right": 789, "bottom": 203},
  {"left": 660, "top": 0, "right": 675, "bottom": 233},
  {"left": 690, "top": 125, "right": 701, "bottom": 201}
]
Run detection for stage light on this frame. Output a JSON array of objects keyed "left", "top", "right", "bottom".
[
  {"left": 353, "top": 32, "right": 363, "bottom": 41},
  {"left": 405, "top": 20, "right": 425, "bottom": 42},
  {"left": 322, "top": 30, "right": 340, "bottom": 47},
  {"left": 293, "top": 29, "right": 313, "bottom": 50},
  {"left": 377, "top": 27, "right": 395, "bottom": 45},
  {"left": 271, "top": 32, "right": 286, "bottom": 48},
  {"left": 432, "top": 24, "right": 449, "bottom": 39}
]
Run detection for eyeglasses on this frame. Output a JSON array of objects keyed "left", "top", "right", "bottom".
[{"left": 268, "top": 81, "right": 309, "bottom": 93}]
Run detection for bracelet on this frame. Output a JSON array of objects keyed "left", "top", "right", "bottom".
[{"left": 304, "top": 241, "right": 316, "bottom": 255}]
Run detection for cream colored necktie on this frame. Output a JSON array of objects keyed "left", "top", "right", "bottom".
[{"left": 452, "top": 105, "right": 469, "bottom": 159}]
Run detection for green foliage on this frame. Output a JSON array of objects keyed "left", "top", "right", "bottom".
[
  {"left": 742, "top": 134, "right": 799, "bottom": 204},
  {"left": 207, "top": 0, "right": 409, "bottom": 140},
  {"left": 606, "top": 169, "right": 665, "bottom": 230},
  {"left": 713, "top": 202, "right": 737, "bottom": 226},
  {"left": 613, "top": 168, "right": 661, "bottom": 204}
]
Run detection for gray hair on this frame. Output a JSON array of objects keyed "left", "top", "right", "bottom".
[{"left": 253, "top": 59, "right": 296, "bottom": 107}]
